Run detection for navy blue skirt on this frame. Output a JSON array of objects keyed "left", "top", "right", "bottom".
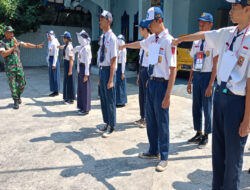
[
  {"left": 77, "top": 64, "right": 91, "bottom": 112},
  {"left": 63, "top": 60, "right": 75, "bottom": 101},
  {"left": 49, "top": 56, "right": 60, "bottom": 92}
]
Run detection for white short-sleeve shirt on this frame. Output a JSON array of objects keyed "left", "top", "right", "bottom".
[
  {"left": 190, "top": 40, "right": 217, "bottom": 72},
  {"left": 205, "top": 26, "right": 250, "bottom": 96},
  {"left": 140, "top": 29, "right": 177, "bottom": 80},
  {"left": 98, "top": 29, "right": 118, "bottom": 67},
  {"left": 64, "top": 42, "right": 74, "bottom": 61}
]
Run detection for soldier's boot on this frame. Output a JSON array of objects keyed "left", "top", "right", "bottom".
[
  {"left": 13, "top": 99, "right": 19, "bottom": 109},
  {"left": 18, "top": 95, "right": 22, "bottom": 104}
]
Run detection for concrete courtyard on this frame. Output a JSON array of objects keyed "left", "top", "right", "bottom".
[{"left": 0, "top": 67, "right": 249, "bottom": 190}]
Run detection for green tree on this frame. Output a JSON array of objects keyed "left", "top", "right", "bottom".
[{"left": 0, "top": 0, "right": 43, "bottom": 38}]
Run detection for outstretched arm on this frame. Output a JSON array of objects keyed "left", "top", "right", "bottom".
[
  {"left": 120, "top": 41, "right": 141, "bottom": 50},
  {"left": 21, "top": 42, "right": 44, "bottom": 48},
  {"left": 172, "top": 32, "right": 206, "bottom": 46}
]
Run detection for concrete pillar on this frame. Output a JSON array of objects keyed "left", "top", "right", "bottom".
[{"left": 164, "top": 0, "right": 174, "bottom": 33}]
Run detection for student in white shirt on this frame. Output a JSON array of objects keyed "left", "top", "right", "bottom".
[
  {"left": 120, "top": 7, "right": 177, "bottom": 172},
  {"left": 116, "top": 34, "right": 127, "bottom": 107},
  {"left": 59, "top": 31, "right": 75, "bottom": 104},
  {"left": 74, "top": 30, "right": 92, "bottom": 115},
  {"left": 172, "top": 1, "right": 250, "bottom": 189},
  {"left": 95, "top": 10, "right": 118, "bottom": 138},
  {"left": 186, "top": 13, "right": 218, "bottom": 149},
  {"left": 46, "top": 30, "right": 60, "bottom": 97},
  {"left": 134, "top": 19, "right": 151, "bottom": 128}
]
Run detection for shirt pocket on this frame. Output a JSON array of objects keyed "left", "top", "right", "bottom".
[{"left": 232, "top": 51, "right": 250, "bottom": 81}]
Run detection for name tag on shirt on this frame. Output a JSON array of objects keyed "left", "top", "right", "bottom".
[
  {"left": 218, "top": 50, "right": 238, "bottom": 82},
  {"left": 148, "top": 43, "right": 161, "bottom": 65},
  {"left": 194, "top": 52, "right": 205, "bottom": 71}
]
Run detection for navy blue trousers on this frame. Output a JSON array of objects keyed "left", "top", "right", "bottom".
[
  {"left": 116, "top": 64, "right": 127, "bottom": 105},
  {"left": 139, "top": 66, "right": 149, "bottom": 119},
  {"left": 77, "top": 64, "right": 91, "bottom": 112},
  {"left": 146, "top": 79, "right": 169, "bottom": 161},
  {"left": 212, "top": 86, "right": 248, "bottom": 190},
  {"left": 63, "top": 60, "right": 75, "bottom": 101},
  {"left": 192, "top": 71, "right": 213, "bottom": 134},
  {"left": 99, "top": 68, "right": 116, "bottom": 127},
  {"left": 49, "top": 56, "right": 60, "bottom": 93}
]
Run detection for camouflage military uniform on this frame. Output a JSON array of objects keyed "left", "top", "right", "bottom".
[{"left": 0, "top": 38, "right": 26, "bottom": 100}]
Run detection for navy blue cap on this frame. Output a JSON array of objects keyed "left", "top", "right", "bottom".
[
  {"left": 226, "top": 0, "right": 250, "bottom": 6},
  {"left": 136, "top": 19, "right": 149, "bottom": 29},
  {"left": 145, "top": 7, "right": 164, "bottom": 26},
  {"left": 198, "top": 12, "right": 213, "bottom": 23},
  {"left": 61, "top": 31, "right": 72, "bottom": 40}
]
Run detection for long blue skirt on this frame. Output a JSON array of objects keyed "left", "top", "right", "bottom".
[
  {"left": 77, "top": 64, "right": 91, "bottom": 112},
  {"left": 49, "top": 56, "right": 60, "bottom": 92},
  {"left": 63, "top": 60, "right": 75, "bottom": 101},
  {"left": 116, "top": 64, "right": 127, "bottom": 105}
]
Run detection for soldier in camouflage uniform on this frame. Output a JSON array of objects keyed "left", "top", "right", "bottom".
[{"left": 0, "top": 26, "right": 44, "bottom": 109}]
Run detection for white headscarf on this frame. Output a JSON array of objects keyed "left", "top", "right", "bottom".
[{"left": 76, "top": 30, "right": 91, "bottom": 47}]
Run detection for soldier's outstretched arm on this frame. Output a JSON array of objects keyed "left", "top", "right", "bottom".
[
  {"left": 172, "top": 31, "right": 206, "bottom": 46},
  {"left": 21, "top": 42, "right": 44, "bottom": 48}
]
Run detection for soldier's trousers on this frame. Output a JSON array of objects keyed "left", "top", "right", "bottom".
[{"left": 5, "top": 63, "right": 26, "bottom": 100}]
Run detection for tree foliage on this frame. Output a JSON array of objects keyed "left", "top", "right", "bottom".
[{"left": 0, "top": 0, "right": 43, "bottom": 38}]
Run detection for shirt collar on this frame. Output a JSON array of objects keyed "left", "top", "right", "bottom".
[
  {"left": 157, "top": 29, "right": 168, "bottom": 39},
  {"left": 104, "top": 29, "right": 112, "bottom": 37}
]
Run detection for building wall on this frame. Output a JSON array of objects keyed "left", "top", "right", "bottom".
[{"left": 18, "top": 25, "right": 86, "bottom": 67}]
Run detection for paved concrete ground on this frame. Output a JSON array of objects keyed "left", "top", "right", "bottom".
[{"left": 0, "top": 67, "right": 249, "bottom": 190}]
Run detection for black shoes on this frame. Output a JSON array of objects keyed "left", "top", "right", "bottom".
[
  {"left": 13, "top": 99, "right": 19, "bottom": 109},
  {"left": 49, "top": 92, "right": 59, "bottom": 97},
  {"left": 102, "top": 126, "right": 114, "bottom": 138},
  {"left": 187, "top": 132, "right": 203, "bottom": 144},
  {"left": 138, "top": 152, "right": 160, "bottom": 159},
  {"left": 116, "top": 104, "right": 125, "bottom": 108},
  {"left": 198, "top": 135, "right": 208, "bottom": 149},
  {"left": 96, "top": 124, "right": 108, "bottom": 134}
]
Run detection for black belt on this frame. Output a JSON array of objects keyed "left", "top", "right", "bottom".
[
  {"left": 100, "top": 66, "right": 110, "bottom": 70},
  {"left": 150, "top": 77, "right": 167, "bottom": 82},
  {"left": 140, "top": 66, "right": 148, "bottom": 69},
  {"left": 79, "top": 63, "right": 85, "bottom": 66}
]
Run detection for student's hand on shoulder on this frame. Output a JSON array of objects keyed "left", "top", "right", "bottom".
[
  {"left": 239, "top": 120, "right": 250, "bottom": 137},
  {"left": 172, "top": 38, "right": 180, "bottom": 46},
  {"left": 187, "top": 83, "right": 192, "bottom": 94},
  {"left": 205, "top": 86, "right": 213, "bottom": 97},
  {"left": 119, "top": 45, "right": 125, "bottom": 51}
]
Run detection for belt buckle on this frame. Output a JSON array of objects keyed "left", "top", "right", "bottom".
[{"left": 222, "top": 88, "right": 228, "bottom": 94}]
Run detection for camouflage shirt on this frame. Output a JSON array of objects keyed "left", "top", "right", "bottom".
[{"left": 0, "top": 37, "right": 23, "bottom": 66}]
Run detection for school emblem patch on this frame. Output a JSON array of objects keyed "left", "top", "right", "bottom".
[
  {"left": 206, "top": 51, "right": 210, "bottom": 57},
  {"left": 237, "top": 56, "right": 245, "bottom": 67},
  {"left": 156, "top": 14, "right": 161, "bottom": 18},
  {"left": 158, "top": 56, "right": 162, "bottom": 64}
]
